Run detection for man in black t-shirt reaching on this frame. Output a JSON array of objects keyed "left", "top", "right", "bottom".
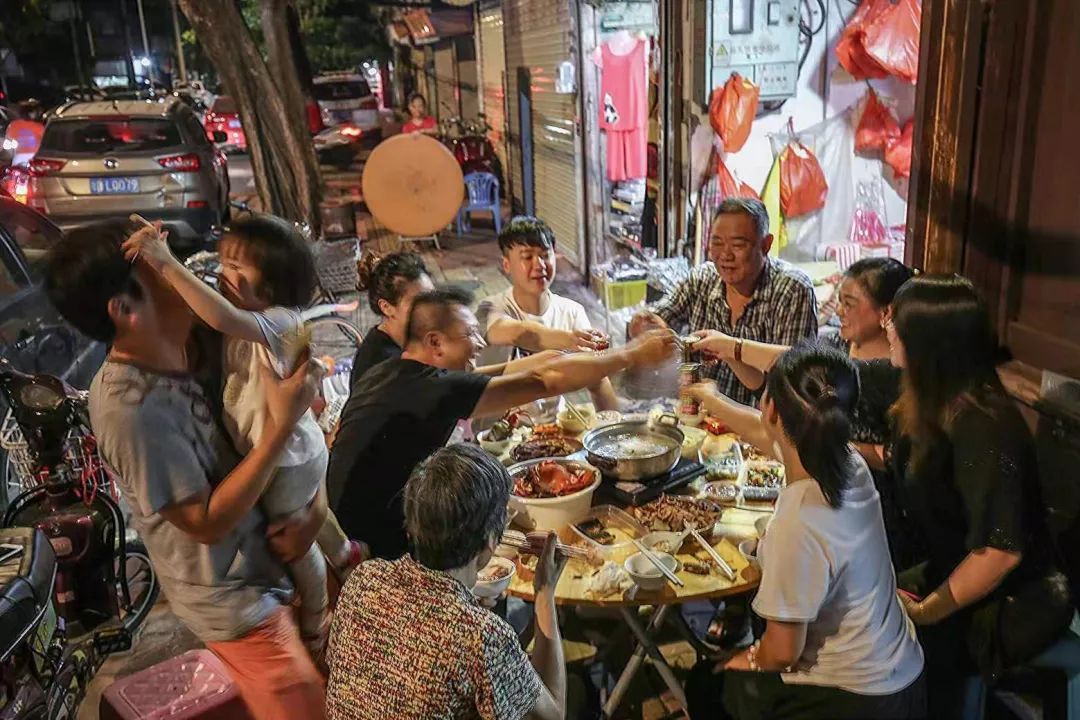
[{"left": 328, "top": 287, "right": 677, "bottom": 559}]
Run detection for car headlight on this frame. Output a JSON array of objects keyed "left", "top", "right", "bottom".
[{"left": 2, "top": 138, "right": 17, "bottom": 151}]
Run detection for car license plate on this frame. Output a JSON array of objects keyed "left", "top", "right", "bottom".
[
  {"left": 228, "top": 119, "right": 242, "bottom": 129},
  {"left": 90, "top": 177, "right": 139, "bottom": 194}
]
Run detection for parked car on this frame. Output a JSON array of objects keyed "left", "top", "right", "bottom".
[
  {"left": 0, "top": 196, "right": 106, "bottom": 506},
  {"left": 313, "top": 73, "right": 380, "bottom": 135},
  {"left": 26, "top": 97, "right": 230, "bottom": 252},
  {"left": 203, "top": 95, "right": 246, "bottom": 151}
]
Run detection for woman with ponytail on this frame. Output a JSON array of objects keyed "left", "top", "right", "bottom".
[
  {"left": 685, "top": 342, "right": 925, "bottom": 719},
  {"left": 352, "top": 251, "right": 434, "bottom": 382}
]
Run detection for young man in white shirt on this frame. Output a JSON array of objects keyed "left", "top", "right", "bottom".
[{"left": 476, "top": 216, "right": 619, "bottom": 410}]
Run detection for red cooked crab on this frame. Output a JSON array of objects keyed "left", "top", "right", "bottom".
[{"left": 530, "top": 461, "right": 595, "bottom": 498}]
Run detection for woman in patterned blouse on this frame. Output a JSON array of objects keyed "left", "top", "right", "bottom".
[{"left": 325, "top": 444, "right": 568, "bottom": 720}]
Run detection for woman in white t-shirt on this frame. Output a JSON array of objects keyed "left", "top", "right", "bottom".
[{"left": 686, "top": 342, "right": 925, "bottom": 719}]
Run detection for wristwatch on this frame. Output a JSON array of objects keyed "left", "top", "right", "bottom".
[{"left": 734, "top": 338, "right": 744, "bottom": 363}]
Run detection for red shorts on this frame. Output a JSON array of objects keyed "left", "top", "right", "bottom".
[{"left": 207, "top": 607, "right": 326, "bottom": 720}]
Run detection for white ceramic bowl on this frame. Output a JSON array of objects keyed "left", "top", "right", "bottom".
[
  {"left": 507, "top": 461, "right": 602, "bottom": 532},
  {"left": 472, "top": 556, "right": 516, "bottom": 598},
  {"left": 556, "top": 410, "right": 594, "bottom": 434},
  {"left": 624, "top": 551, "right": 679, "bottom": 591},
  {"left": 738, "top": 538, "right": 759, "bottom": 569},
  {"left": 640, "top": 531, "right": 687, "bottom": 556},
  {"left": 477, "top": 429, "right": 511, "bottom": 456}
]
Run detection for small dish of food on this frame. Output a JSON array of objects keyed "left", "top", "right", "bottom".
[
  {"left": 701, "top": 481, "right": 739, "bottom": 504},
  {"left": 473, "top": 557, "right": 516, "bottom": 598},
  {"left": 510, "top": 436, "right": 583, "bottom": 463},
  {"left": 742, "top": 461, "right": 785, "bottom": 501},
  {"left": 640, "top": 531, "right": 687, "bottom": 556},
  {"left": 740, "top": 442, "right": 772, "bottom": 462},
  {"left": 477, "top": 427, "right": 512, "bottom": 456},
  {"left": 624, "top": 551, "right": 679, "bottom": 591}
]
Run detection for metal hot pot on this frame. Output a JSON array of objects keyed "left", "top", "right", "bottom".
[{"left": 581, "top": 416, "right": 684, "bottom": 481}]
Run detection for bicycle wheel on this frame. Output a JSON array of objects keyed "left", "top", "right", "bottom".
[{"left": 306, "top": 316, "right": 363, "bottom": 438}]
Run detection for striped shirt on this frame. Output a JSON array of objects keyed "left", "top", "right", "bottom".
[{"left": 652, "top": 258, "right": 818, "bottom": 406}]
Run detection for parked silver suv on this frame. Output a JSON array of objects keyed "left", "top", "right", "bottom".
[{"left": 27, "top": 97, "right": 230, "bottom": 250}]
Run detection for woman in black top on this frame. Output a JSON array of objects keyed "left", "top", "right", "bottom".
[
  {"left": 352, "top": 251, "right": 434, "bottom": 384},
  {"left": 885, "top": 275, "right": 1071, "bottom": 715}
]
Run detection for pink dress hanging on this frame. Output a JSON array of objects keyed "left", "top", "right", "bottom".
[{"left": 598, "top": 38, "right": 648, "bottom": 181}]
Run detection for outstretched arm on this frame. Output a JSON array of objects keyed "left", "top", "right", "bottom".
[{"left": 122, "top": 223, "right": 265, "bottom": 344}]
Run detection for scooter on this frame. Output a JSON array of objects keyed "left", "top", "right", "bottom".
[
  {"left": 0, "top": 361, "right": 158, "bottom": 718},
  {"left": 314, "top": 122, "right": 371, "bottom": 170},
  {"left": 439, "top": 116, "right": 503, "bottom": 191}
]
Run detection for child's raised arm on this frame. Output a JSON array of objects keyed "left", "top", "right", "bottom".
[{"left": 122, "top": 219, "right": 266, "bottom": 345}]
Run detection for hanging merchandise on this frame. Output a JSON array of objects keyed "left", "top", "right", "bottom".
[
  {"left": 835, "top": 0, "right": 891, "bottom": 81},
  {"left": 855, "top": 90, "right": 900, "bottom": 154},
  {"left": 768, "top": 113, "right": 856, "bottom": 260},
  {"left": 715, "top": 152, "right": 760, "bottom": 201},
  {"left": 851, "top": 179, "right": 889, "bottom": 246},
  {"left": 779, "top": 120, "right": 829, "bottom": 219},
  {"left": 863, "top": 0, "right": 922, "bottom": 84},
  {"left": 708, "top": 73, "right": 760, "bottom": 154},
  {"left": 597, "top": 31, "right": 649, "bottom": 182},
  {"left": 760, "top": 153, "right": 787, "bottom": 257},
  {"left": 884, "top": 119, "right": 914, "bottom": 178}
]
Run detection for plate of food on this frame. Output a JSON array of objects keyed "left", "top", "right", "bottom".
[
  {"left": 742, "top": 461, "right": 785, "bottom": 501},
  {"left": 564, "top": 506, "right": 647, "bottom": 563},
  {"left": 632, "top": 494, "right": 723, "bottom": 534},
  {"left": 510, "top": 436, "right": 583, "bottom": 463}
]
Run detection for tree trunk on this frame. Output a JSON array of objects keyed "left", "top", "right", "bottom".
[
  {"left": 261, "top": 0, "right": 322, "bottom": 231},
  {"left": 178, "top": 0, "right": 321, "bottom": 231}
]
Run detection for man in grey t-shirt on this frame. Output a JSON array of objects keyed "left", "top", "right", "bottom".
[{"left": 44, "top": 220, "right": 329, "bottom": 720}]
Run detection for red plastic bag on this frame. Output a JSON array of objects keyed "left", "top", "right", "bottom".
[
  {"left": 884, "top": 119, "right": 914, "bottom": 178},
  {"left": 709, "top": 73, "right": 760, "bottom": 154},
  {"left": 855, "top": 90, "right": 900, "bottom": 153},
  {"left": 780, "top": 126, "right": 829, "bottom": 218},
  {"left": 714, "top": 154, "right": 761, "bottom": 200},
  {"left": 863, "top": 0, "right": 922, "bottom": 84},
  {"left": 835, "top": 0, "right": 891, "bottom": 80}
]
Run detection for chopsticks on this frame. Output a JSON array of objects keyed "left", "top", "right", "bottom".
[
  {"left": 689, "top": 527, "right": 736, "bottom": 580},
  {"left": 631, "top": 538, "right": 685, "bottom": 588},
  {"left": 563, "top": 397, "right": 591, "bottom": 428},
  {"left": 500, "top": 530, "right": 591, "bottom": 559}
]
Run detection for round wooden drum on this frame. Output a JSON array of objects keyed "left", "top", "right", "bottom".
[{"left": 361, "top": 133, "right": 464, "bottom": 237}]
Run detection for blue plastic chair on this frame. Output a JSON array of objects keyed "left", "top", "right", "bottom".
[
  {"left": 961, "top": 612, "right": 1080, "bottom": 720},
  {"left": 456, "top": 172, "right": 502, "bottom": 235}
]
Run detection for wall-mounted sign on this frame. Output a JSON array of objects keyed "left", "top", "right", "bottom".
[{"left": 556, "top": 61, "right": 576, "bottom": 94}]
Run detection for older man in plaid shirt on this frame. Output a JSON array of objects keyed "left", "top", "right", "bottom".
[{"left": 631, "top": 198, "right": 817, "bottom": 406}]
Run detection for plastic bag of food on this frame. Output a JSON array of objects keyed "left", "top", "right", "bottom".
[
  {"left": 779, "top": 125, "right": 829, "bottom": 218},
  {"left": 855, "top": 89, "right": 900, "bottom": 153},
  {"left": 884, "top": 119, "right": 914, "bottom": 178},
  {"left": 709, "top": 73, "right": 760, "bottom": 153},
  {"left": 835, "top": 0, "right": 891, "bottom": 80},
  {"left": 863, "top": 0, "right": 922, "bottom": 84}
]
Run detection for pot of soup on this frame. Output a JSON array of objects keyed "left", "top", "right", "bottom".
[{"left": 581, "top": 417, "right": 684, "bottom": 481}]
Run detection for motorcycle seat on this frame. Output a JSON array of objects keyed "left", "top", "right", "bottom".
[{"left": 0, "top": 527, "right": 56, "bottom": 661}]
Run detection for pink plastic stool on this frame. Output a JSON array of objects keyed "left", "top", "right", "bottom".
[{"left": 100, "top": 649, "right": 252, "bottom": 720}]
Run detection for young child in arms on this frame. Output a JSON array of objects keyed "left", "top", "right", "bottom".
[{"left": 124, "top": 214, "right": 363, "bottom": 656}]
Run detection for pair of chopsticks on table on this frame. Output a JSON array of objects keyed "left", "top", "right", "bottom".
[
  {"left": 630, "top": 527, "right": 737, "bottom": 588},
  {"left": 500, "top": 530, "right": 591, "bottom": 559},
  {"left": 562, "top": 397, "right": 591, "bottom": 428}
]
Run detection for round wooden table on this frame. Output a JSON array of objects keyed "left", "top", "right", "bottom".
[{"left": 502, "top": 432, "right": 771, "bottom": 718}]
